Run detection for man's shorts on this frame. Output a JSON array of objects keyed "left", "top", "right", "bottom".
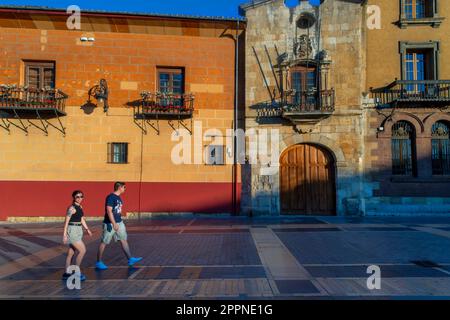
[
  {"left": 67, "top": 225, "right": 83, "bottom": 245},
  {"left": 101, "top": 221, "right": 128, "bottom": 244}
]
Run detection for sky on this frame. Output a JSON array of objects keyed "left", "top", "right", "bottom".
[{"left": 0, "top": 0, "right": 251, "bottom": 18}]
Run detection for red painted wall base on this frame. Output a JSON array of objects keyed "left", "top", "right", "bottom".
[{"left": 0, "top": 181, "right": 241, "bottom": 220}]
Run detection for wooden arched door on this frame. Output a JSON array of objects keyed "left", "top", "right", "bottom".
[{"left": 280, "top": 144, "right": 336, "bottom": 215}]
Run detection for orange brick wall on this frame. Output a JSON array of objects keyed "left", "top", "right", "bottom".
[
  {"left": 0, "top": 28, "right": 236, "bottom": 110},
  {"left": 0, "top": 12, "right": 244, "bottom": 218}
]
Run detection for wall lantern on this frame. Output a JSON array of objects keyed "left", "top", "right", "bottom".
[{"left": 88, "top": 78, "right": 109, "bottom": 112}]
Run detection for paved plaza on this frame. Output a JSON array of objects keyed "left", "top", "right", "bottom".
[{"left": 1, "top": 216, "right": 450, "bottom": 299}]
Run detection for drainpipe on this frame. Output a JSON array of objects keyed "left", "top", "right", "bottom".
[{"left": 232, "top": 19, "right": 240, "bottom": 216}]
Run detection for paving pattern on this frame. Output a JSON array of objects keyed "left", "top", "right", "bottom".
[{"left": 0, "top": 216, "right": 450, "bottom": 299}]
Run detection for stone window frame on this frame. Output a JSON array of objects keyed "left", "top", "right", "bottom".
[
  {"left": 399, "top": 41, "right": 440, "bottom": 81},
  {"left": 398, "top": 0, "right": 445, "bottom": 28}
]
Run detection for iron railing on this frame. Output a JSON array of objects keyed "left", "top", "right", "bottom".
[
  {"left": 282, "top": 89, "right": 335, "bottom": 113},
  {"left": 139, "top": 92, "right": 194, "bottom": 116},
  {"left": 371, "top": 80, "right": 450, "bottom": 107},
  {"left": 0, "top": 85, "right": 68, "bottom": 113}
]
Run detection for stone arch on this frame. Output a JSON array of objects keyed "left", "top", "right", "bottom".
[
  {"left": 423, "top": 112, "right": 450, "bottom": 136},
  {"left": 381, "top": 113, "right": 424, "bottom": 137},
  {"left": 280, "top": 134, "right": 346, "bottom": 166},
  {"left": 279, "top": 142, "right": 337, "bottom": 215}
]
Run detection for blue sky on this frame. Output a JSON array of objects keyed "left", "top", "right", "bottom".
[{"left": 0, "top": 0, "right": 249, "bottom": 18}]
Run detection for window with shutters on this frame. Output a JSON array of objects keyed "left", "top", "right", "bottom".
[{"left": 24, "top": 61, "right": 55, "bottom": 90}]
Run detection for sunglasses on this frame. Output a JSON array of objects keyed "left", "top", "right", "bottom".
[{"left": 75, "top": 195, "right": 84, "bottom": 199}]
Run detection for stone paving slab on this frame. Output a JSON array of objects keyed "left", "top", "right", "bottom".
[
  {"left": 1, "top": 217, "right": 450, "bottom": 299},
  {"left": 36, "top": 233, "right": 261, "bottom": 268},
  {"left": 276, "top": 230, "right": 450, "bottom": 264}
]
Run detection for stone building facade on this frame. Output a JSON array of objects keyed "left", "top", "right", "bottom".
[
  {"left": 363, "top": 0, "right": 450, "bottom": 215},
  {"left": 240, "top": 0, "right": 367, "bottom": 216}
]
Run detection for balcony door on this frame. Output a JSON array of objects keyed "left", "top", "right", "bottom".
[
  {"left": 404, "top": 49, "right": 435, "bottom": 93},
  {"left": 290, "top": 66, "right": 316, "bottom": 110}
]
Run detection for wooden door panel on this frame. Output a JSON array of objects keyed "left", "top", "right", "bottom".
[{"left": 280, "top": 144, "right": 336, "bottom": 215}]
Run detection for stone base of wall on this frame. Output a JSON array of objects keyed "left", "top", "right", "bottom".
[
  {"left": 364, "top": 197, "right": 450, "bottom": 216},
  {"left": 4, "top": 212, "right": 233, "bottom": 224}
]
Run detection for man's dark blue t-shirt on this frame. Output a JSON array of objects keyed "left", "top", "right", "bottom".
[{"left": 104, "top": 193, "right": 123, "bottom": 224}]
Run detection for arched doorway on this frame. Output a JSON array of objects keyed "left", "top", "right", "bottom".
[{"left": 280, "top": 143, "right": 336, "bottom": 215}]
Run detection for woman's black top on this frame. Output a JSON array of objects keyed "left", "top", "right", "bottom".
[{"left": 69, "top": 204, "right": 84, "bottom": 223}]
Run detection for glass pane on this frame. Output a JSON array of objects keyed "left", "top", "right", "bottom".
[
  {"left": 44, "top": 68, "right": 55, "bottom": 89},
  {"left": 307, "top": 71, "right": 315, "bottom": 88},
  {"left": 27, "top": 67, "right": 40, "bottom": 89},
  {"left": 404, "top": 0, "right": 413, "bottom": 19},
  {"left": 113, "top": 144, "right": 120, "bottom": 163},
  {"left": 416, "top": 0, "right": 426, "bottom": 18},
  {"left": 159, "top": 73, "right": 170, "bottom": 92},
  {"left": 292, "top": 72, "right": 302, "bottom": 105}
]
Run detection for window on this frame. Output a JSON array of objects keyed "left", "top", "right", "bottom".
[
  {"left": 404, "top": 49, "right": 434, "bottom": 92},
  {"left": 107, "top": 143, "right": 128, "bottom": 164},
  {"left": 399, "top": 0, "right": 442, "bottom": 28},
  {"left": 432, "top": 121, "right": 450, "bottom": 175},
  {"left": 404, "top": 0, "right": 431, "bottom": 19},
  {"left": 24, "top": 61, "right": 55, "bottom": 90},
  {"left": 157, "top": 67, "right": 185, "bottom": 107},
  {"left": 290, "top": 66, "right": 317, "bottom": 107},
  {"left": 400, "top": 42, "right": 439, "bottom": 89},
  {"left": 392, "top": 121, "right": 417, "bottom": 176},
  {"left": 205, "top": 145, "right": 225, "bottom": 165}
]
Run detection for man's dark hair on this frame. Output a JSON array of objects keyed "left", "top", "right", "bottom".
[
  {"left": 114, "top": 182, "right": 126, "bottom": 191},
  {"left": 72, "top": 190, "right": 83, "bottom": 198}
]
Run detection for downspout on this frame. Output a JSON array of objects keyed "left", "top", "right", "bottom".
[{"left": 233, "top": 19, "right": 240, "bottom": 216}]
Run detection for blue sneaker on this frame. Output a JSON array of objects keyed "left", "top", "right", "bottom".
[
  {"left": 95, "top": 261, "right": 108, "bottom": 270},
  {"left": 128, "top": 257, "right": 143, "bottom": 267},
  {"left": 79, "top": 273, "right": 87, "bottom": 282}
]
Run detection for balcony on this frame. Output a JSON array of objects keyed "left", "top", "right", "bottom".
[
  {"left": 252, "top": 88, "right": 335, "bottom": 126},
  {"left": 133, "top": 91, "right": 195, "bottom": 135},
  {"left": 371, "top": 80, "right": 450, "bottom": 109},
  {"left": 281, "top": 89, "right": 335, "bottom": 124},
  {"left": 135, "top": 91, "right": 194, "bottom": 119},
  {"left": 0, "top": 85, "right": 68, "bottom": 135},
  {"left": 0, "top": 85, "right": 68, "bottom": 116}
]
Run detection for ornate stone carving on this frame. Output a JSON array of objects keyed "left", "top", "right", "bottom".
[{"left": 294, "top": 34, "right": 313, "bottom": 60}]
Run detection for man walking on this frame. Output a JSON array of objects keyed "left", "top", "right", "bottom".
[{"left": 95, "top": 182, "right": 142, "bottom": 270}]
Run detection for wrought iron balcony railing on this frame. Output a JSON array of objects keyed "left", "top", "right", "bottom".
[
  {"left": 252, "top": 88, "right": 335, "bottom": 125},
  {"left": 371, "top": 80, "right": 450, "bottom": 108},
  {"left": 282, "top": 89, "right": 335, "bottom": 113},
  {"left": 0, "top": 85, "right": 68, "bottom": 114},
  {"left": 138, "top": 91, "right": 194, "bottom": 117}
]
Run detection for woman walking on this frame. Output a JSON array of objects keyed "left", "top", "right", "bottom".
[{"left": 62, "top": 190, "right": 92, "bottom": 281}]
